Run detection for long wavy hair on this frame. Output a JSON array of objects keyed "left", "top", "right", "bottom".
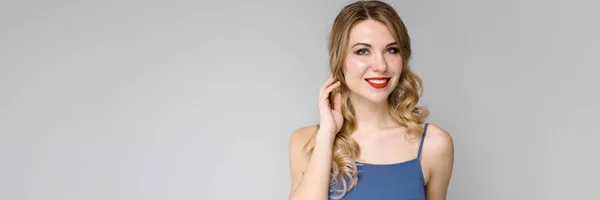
[{"left": 302, "top": 1, "right": 429, "bottom": 199}]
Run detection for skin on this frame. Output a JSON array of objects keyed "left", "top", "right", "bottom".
[
  {"left": 289, "top": 19, "right": 454, "bottom": 200},
  {"left": 344, "top": 19, "right": 403, "bottom": 105}
]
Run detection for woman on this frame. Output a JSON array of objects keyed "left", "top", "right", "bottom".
[{"left": 288, "top": 1, "right": 454, "bottom": 200}]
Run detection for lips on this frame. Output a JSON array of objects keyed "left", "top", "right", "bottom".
[{"left": 365, "top": 77, "right": 390, "bottom": 89}]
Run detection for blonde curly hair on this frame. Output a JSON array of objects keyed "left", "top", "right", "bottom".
[{"left": 303, "top": 1, "right": 429, "bottom": 199}]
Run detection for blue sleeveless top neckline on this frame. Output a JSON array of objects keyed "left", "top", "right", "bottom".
[{"left": 329, "top": 123, "right": 429, "bottom": 200}]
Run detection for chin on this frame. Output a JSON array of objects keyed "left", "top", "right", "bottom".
[
  {"left": 351, "top": 90, "right": 393, "bottom": 104},
  {"left": 365, "top": 93, "right": 392, "bottom": 104}
]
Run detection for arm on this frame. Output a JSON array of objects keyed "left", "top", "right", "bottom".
[
  {"left": 423, "top": 125, "right": 455, "bottom": 200},
  {"left": 288, "top": 126, "right": 334, "bottom": 200}
]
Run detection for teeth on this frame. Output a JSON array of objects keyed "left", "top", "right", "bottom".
[{"left": 368, "top": 79, "right": 387, "bottom": 84}]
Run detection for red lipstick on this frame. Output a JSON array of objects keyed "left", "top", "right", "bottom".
[{"left": 365, "top": 77, "right": 390, "bottom": 89}]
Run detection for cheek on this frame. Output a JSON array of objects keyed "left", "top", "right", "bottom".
[
  {"left": 389, "top": 56, "right": 404, "bottom": 72},
  {"left": 344, "top": 56, "right": 370, "bottom": 77}
]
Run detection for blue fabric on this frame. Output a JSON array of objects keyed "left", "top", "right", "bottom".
[{"left": 329, "top": 123, "right": 429, "bottom": 200}]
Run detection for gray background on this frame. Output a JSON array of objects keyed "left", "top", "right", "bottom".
[{"left": 1, "top": 0, "right": 599, "bottom": 199}]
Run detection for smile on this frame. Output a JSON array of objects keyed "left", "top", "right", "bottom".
[{"left": 365, "top": 77, "right": 390, "bottom": 89}]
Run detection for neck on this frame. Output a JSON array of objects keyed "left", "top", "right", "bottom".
[{"left": 349, "top": 92, "right": 398, "bottom": 132}]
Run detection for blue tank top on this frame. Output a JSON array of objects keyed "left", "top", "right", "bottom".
[{"left": 329, "top": 123, "right": 429, "bottom": 200}]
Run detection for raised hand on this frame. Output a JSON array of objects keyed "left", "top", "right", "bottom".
[{"left": 318, "top": 75, "right": 344, "bottom": 138}]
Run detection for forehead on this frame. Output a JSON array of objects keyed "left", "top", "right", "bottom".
[{"left": 348, "top": 19, "right": 395, "bottom": 46}]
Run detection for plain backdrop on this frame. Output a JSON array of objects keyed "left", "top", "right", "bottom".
[{"left": 1, "top": 0, "right": 599, "bottom": 199}]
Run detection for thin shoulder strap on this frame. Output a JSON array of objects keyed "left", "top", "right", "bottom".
[{"left": 417, "top": 123, "right": 429, "bottom": 159}]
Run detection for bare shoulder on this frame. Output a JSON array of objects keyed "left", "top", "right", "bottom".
[
  {"left": 289, "top": 125, "right": 319, "bottom": 150},
  {"left": 421, "top": 123, "right": 455, "bottom": 196},
  {"left": 423, "top": 123, "right": 454, "bottom": 155},
  {"left": 421, "top": 123, "right": 454, "bottom": 187},
  {"left": 288, "top": 125, "right": 319, "bottom": 167},
  {"left": 288, "top": 125, "right": 319, "bottom": 190}
]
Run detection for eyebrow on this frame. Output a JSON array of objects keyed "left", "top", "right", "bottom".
[{"left": 351, "top": 42, "right": 397, "bottom": 48}]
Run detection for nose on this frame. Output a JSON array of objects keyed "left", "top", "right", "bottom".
[{"left": 371, "top": 53, "right": 388, "bottom": 72}]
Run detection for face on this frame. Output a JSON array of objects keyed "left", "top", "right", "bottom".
[{"left": 343, "top": 19, "right": 403, "bottom": 104}]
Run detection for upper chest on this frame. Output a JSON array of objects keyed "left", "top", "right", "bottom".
[{"left": 351, "top": 129, "right": 421, "bottom": 164}]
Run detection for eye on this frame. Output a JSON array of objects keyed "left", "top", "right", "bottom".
[
  {"left": 355, "top": 48, "right": 369, "bottom": 55},
  {"left": 386, "top": 47, "right": 399, "bottom": 54}
]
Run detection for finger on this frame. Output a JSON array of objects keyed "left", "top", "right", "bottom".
[
  {"left": 321, "top": 81, "right": 341, "bottom": 102},
  {"left": 333, "top": 92, "right": 342, "bottom": 112},
  {"left": 319, "top": 83, "right": 340, "bottom": 114},
  {"left": 319, "top": 75, "right": 334, "bottom": 95},
  {"left": 319, "top": 98, "right": 332, "bottom": 114},
  {"left": 319, "top": 75, "right": 337, "bottom": 99}
]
